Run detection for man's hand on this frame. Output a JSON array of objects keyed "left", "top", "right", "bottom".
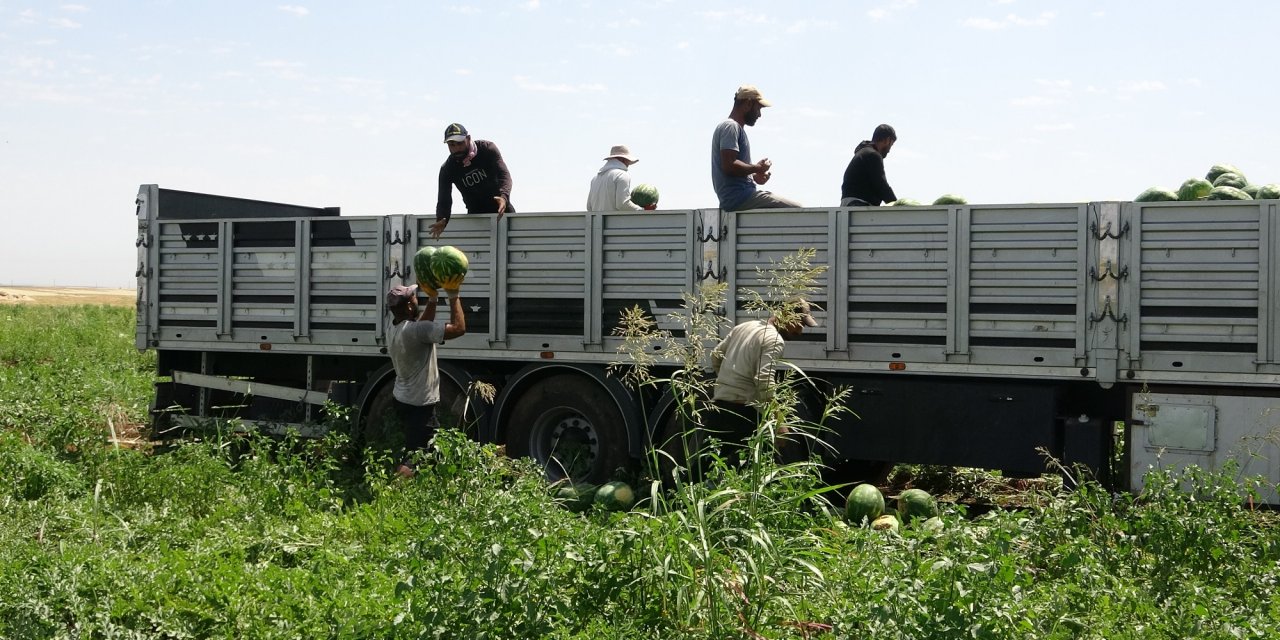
[
  {"left": 429, "top": 218, "right": 448, "bottom": 240},
  {"left": 494, "top": 195, "right": 507, "bottom": 218},
  {"left": 643, "top": 203, "right": 658, "bottom": 211},
  {"left": 753, "top": 158, "right": 772, "bottom": 184}
]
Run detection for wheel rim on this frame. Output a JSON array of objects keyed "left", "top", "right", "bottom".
[{"left": 529, "top": 404, "right": 600, "bottom": 481}]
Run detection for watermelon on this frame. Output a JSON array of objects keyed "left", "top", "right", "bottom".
[
  {"left": 1177, "top": 178, "right": 1213, "bottom": 201},
  {"left": 631, "top": 183, "right": 659, "bottom": 208},
  {"left": 1134, "top": 187, "right": 1178, "bottom": 202},
  {"left": 845, "top": 483, "right": 885, "bottom": 525},
  {"left": 1206, "top": 163, "right": 1245, "bottom": 184},
  {"left": 413, "top": 246, "right": 439, "bottom": 290},
  {"left": 920, "top": 516, "right": 945, "bottom": 534},
  {"left": 594, "top": 481, "right": 635, "bottom": 511},
  {"left": 1243, "top": 184, "right": 1262, "bottom": 198},
  {"left": 1207, "top": 186, "right": 1252, "bottom": 201},
  {"left": 1256, "top": 184, "right": 1280, "bottom": 200},
  {"left": 553, "top": 482, "right": 597, "bottom": 512},
  {"left": 932, "top": 194, "right": 967, "bottom": 205},
  {"left": 897, "top": 488, "right": 939, "bottom": 523},
  {"left": 1213, "top": 173, "right": 1248, "bottom": 190},
  {"left": 429, "top": 246, "right": 469, "bottom": 291},
  {"left": 890, "top": 198, "right": 922, "bottom": 206},
  {"left": 871, "top": 514, "right": 899, "bottom": 533}
]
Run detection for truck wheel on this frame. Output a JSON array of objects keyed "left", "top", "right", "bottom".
[
  {"left": 359, "top": 382, "right": 404, "bottom": 452},
  {"left": 360, "top": 375, "right": 470, "bottom": 451},
  {"left": 654, "top": 409, "right": 707, "bottom": 486},
  {"left": 504, "top": 374, "right": 630, "bottom": 484}
]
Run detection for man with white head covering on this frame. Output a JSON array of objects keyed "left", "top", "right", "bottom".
[
  {"left": 706, "top": 299, "right": 819, "bottom": 455},
  {"left": 587, "top": 144, "right": 654, "bottom": 211}
]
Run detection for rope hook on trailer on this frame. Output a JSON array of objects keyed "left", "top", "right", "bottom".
[
  {"left": 695, "top": 261, "right": 727, "bottom": 282},
  {"left": 135, "top": 233, "right": 151, "bottom": 248},
  {"left": 1088, "top": 296, "right": 1127, "bottom": 325},
  {"left": 134, "top": 263, "right": 152, "bottom": 278},
  {"left": 1089, "top": 260, "right": 1129, "bottom": 281},
  {"left": 385, "top": 228, "right": 410, "bottom": 245},
  {"left": 696, "top": 223, "right": 728, "bottom": 243},
  {"left": 1089, "top": 219, "right": 1130, "bottom": 241}
]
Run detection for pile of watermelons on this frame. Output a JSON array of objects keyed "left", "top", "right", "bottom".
[
  {"left": 413, "top": 245, "right": 470, "bottom": 292},
  {"left": 552, "top": 480, "right": 636, "bottom": 513},
  {"left": 1136, "top": 163, "right": 1280, "bottom": 202},
  {"left": 844, "top": 483, "right": 943, "bottom": 534},
  {"left": 889, "top": 194, "right": 967, "bottom": 207}
]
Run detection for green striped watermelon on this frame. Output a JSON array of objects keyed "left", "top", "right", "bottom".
[
  {"left": 631, "top": 183, "right": 659, "bottom": 208},
  {"left": 430, "top": 246, "right": 469, "bottom": 291},
  {"left": 413, "top": 246, "right": 439, "bottom": 290}
]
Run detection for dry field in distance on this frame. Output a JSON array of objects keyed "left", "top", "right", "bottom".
[{"left": 0, "top": 286, "right": 134, "bottom": 306}]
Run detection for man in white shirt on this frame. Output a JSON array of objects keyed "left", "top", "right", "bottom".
[
  {"left": 707, "top": 300, "right": 818, "bottom": 459},
  {"left": 587, "top": 145, "right": 655, "bottom": 211},
  {"left": 385, "top": 282, "right": 466, "bottom": 477}
]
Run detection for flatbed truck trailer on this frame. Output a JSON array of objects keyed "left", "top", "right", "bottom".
[{"left": 134, "top": 185, "right": 1280, "bottom": 501}]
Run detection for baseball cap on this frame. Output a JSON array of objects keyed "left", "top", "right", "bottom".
[
  {"left": 443, "top": 123, "right": 469, "bottom": 143},
  {"left": 734, "top": 85, "right": 772, "bottom": 107},
  {"left": 386, "top": 284, "right": 418, "bottom": 309}
]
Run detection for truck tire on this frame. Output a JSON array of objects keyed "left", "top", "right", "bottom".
[
  {"left": 359, "top": 375, "right": 467, "bottom": 452},
  {"left": 504, "top": 374, "right": 630, "bottom": 484},
  {"left": 654, "top": 409, "right": 707, "bottom": 486}
]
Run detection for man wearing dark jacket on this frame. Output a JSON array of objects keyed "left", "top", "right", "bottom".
[
  {"left": 432, "top": 122, "right": 514, "bottom": 239},
  {"left": 840, "top": 124, "right": 897, "bottom": 206}
]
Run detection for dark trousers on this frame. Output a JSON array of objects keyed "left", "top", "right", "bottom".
[
  {"left": 705, "top": 400, "right": 759, "bottom": 466},
  {"left": 394, "top": 400, "right": 439, "bottom": 453}
]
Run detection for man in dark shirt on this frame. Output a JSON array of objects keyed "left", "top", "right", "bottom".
[
  {"left": 840, "top": 124, "right": 897, "bottom": 206},
  {"left": 432, "top": 123, "right": 514, "bottom": 239}
]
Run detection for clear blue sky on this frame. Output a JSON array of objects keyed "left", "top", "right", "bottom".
[{"left": 3, "top": 1, "right": 1278, "bottom": 287}]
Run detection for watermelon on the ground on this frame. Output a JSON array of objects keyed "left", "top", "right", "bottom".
[
  {"left": 920, "top": 516, "right": 945, "bottom": 534},
  {"left": 553, "top": 482, "right": 597, "bottom": 512},
  {"left": 933, "top": 194, "right": 967, "bottom": 205},
  {"left": 871, "top": 514, "right": 900, "bottom": 533},
  {"left": 429, "top": 246, "right": 469, "bottom": 290},
  {"left": 1206, "top": 163, "right": 1245, "bottom": 184},
  {"left": 845, "top": 483, "right": 885, "bottom": 525},
  {"left": 413, "top": 246, "right": 439, "bottom": 290},
  {"left": 1177, "top": 178, "right": 1213, "bottom": 201},
  {"left": 1256, "top": 184, "right": 1280, "bottom": 200},
  {"left": 897, "top": 488, "right": 939, "bottom": 523},
  {"left": 1134, "top": 187, "right": 1179, "bottom": 202},
  {"left": 631, "top": 183, "right": 660, "bottom": 208},
  {"left": 594, "top": 481, "right": 635, "bottom": 511},
  {"left": 891, "top": 198, "right": 922, "bottom": 206},
  {"left": 1212, "top": 173, "right": 1249, "bottom": 190},
  {"left": 1207, "top": 186, "right": 1253, "bottom": 201}
]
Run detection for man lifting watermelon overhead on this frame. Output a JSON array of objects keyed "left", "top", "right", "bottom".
[
  {"left": 383, "top": 246, "right": 470, "bottom": 478},
  {"left": 432, "top": 123, "right": 514, "bottom": 240}
]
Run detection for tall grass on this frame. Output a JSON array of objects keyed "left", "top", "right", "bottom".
[{"left": 2, "top": 303, "right": 1279, "bottom": 638}]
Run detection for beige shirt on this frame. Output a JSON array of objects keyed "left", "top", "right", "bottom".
[{"left": 711, "top": 320, "right": 785, "bottom": 405}]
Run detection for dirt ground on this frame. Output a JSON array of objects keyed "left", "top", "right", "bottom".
[{"left": 0, "top": 286, "right": 135, "bottom": 307}]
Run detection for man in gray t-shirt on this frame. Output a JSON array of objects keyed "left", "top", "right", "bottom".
[
  {"left": 711, "top": 85, "right": 802, "bottom": 212},
  {"left": 385, "top": 282, "right": 467, "bottom": 476}
]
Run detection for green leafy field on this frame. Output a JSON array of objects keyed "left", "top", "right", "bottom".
[{"left": 2, "top": 304, "right": 1279, "bottom": 639}]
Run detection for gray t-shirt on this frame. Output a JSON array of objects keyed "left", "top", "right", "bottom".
[
  {"left": 711, "top": 119, "right": 757, "bottom": 211},
  {"left": 388, "top": 318, "right": 446, "bottom": 406}
]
